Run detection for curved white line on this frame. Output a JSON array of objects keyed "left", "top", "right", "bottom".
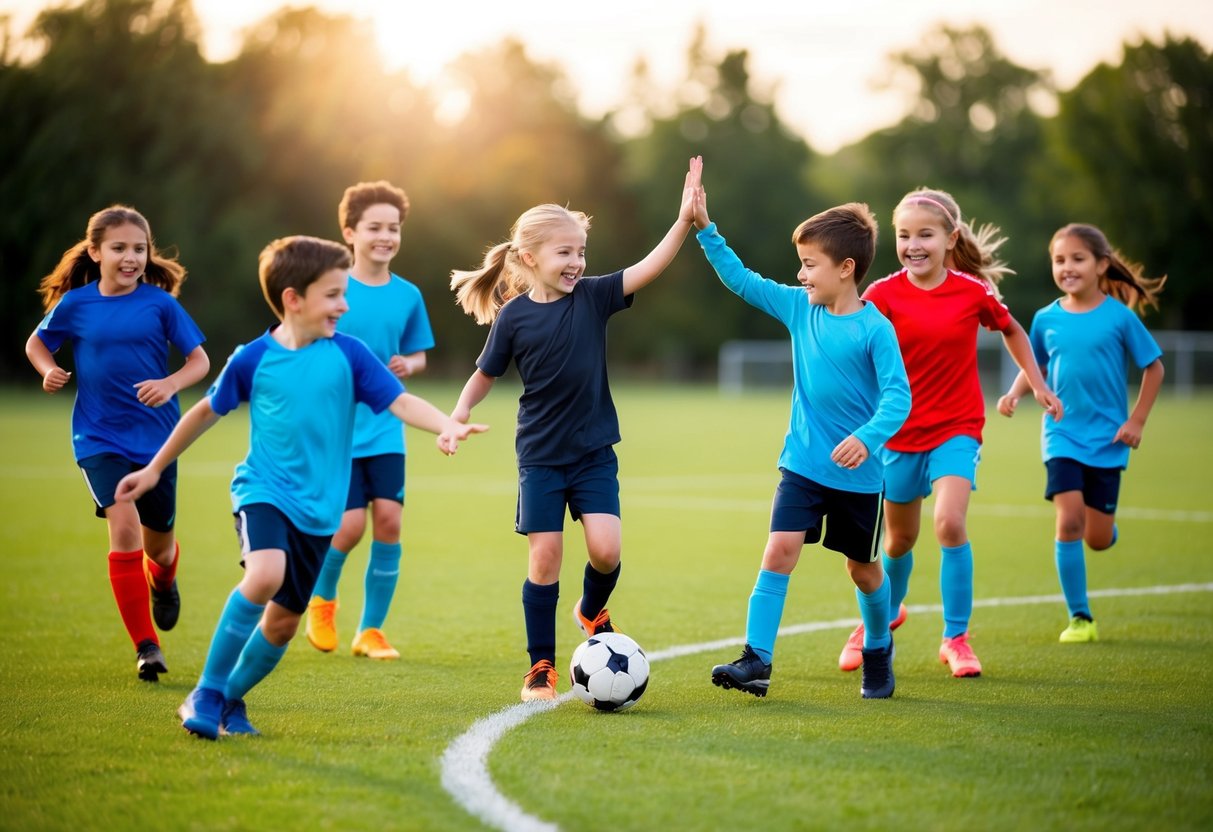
[{"left": 440, "top": 582, "right": 1213, "bottom": 831}]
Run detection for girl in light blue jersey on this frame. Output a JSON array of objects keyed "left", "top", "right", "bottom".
[{"left": 998, "top": 223, "right": 1165, "bottom": 643}]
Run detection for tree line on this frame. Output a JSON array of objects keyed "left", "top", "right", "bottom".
[{"left": 2, "top": 0, "right": 1209, "bottom": 381}]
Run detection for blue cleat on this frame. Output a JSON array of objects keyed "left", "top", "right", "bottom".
[
  {"left": 178, "top": 687, "right": 224, "bottom": 740},
  {"left": 711, "top": 644, "right": 771, "bottom": 697},
  {"left": 220, "top": 698, "right": 260, "bottom": 736}
]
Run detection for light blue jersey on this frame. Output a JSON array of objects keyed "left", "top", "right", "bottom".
[
  {"left": 207, "top": 331, "right": 404, "bottom": 535},
  {"left": 1029, "top": 296, "right": 1162, "bottom": 469},
  {"left": 698, "top": 224, "right": 910, "bottom": 493},
  {"left": 339, "top": 274, "right": 435, "bottom": 458}
]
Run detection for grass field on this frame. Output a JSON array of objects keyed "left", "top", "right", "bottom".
[{"left": 1, "top": 383, "right": 1210, "bottom": 831}]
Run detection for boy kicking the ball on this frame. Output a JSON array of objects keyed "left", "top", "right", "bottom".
[
  {"left": 116, "top": 235, "right": 485, "bottom": 739},
  {"left": 692, "top": 190, "right": 910, "bottom": 700}
]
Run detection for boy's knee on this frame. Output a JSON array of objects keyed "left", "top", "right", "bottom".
[{"left": 934, "top": 516, "right": 967, "bottom": 547}]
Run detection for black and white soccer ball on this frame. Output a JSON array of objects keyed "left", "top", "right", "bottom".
[{"left": 569, "top": 632, "right": 649, "bottom": 712}]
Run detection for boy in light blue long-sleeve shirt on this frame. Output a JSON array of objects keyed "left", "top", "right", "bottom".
[{"left": 694, "top": 189, "right": 910, "bottom": 700}]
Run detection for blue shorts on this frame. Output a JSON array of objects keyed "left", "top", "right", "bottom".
[
  {"left": 770, "top": 468, "right": 884, "bottom": 564},
  {"left": 345, "top": 453, "right": 405, "bottom": 510},
  {"left": 516, "top": 445, "right": 620, "bottom": 535},
  {"left": 1045, "top": 458, "right": 1121, "bottom": 515},
  {"left": 79, "top": 453, "right": 177, "bottom": 532},
  {"left": 234, "top": 503, "right": 332, "bottom": 614},
  {"left": 882, "top": 435, "right": 981, "bottom": 504}
]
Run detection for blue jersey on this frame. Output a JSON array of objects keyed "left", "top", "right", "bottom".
[
  {"left": 698, "top": 225, "right": 910, "bottom": 493},
  {"left": 1029, "top": 296, "right": 1162, "bottom": 469},
  {"left": 35, "top": 281, "right": 205, "bottom": 463},
  {"left": 477, "top": 271, "right": 632, "bottom": 467},
  {"left": 339, "top": 273, "right": 435, "bottom": 458},
  {"left": 207, "top": 331, "right": 404, "bottom": 535}
]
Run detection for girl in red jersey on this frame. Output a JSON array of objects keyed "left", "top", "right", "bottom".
[{"left": 836, "top": 188, "right": 1062, "bottom": 678}]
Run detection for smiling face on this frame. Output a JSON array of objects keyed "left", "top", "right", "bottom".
[
  {"left": 523, "top": 222, "right": 587, "bottom": 302},
  {"left": 288, "top": 267, "right": 349, "bottom": 340},
  {"left": 1051, "top": 232, "right": 1107, "bottom": 304},
  {"left": 796, "top": 240, "right": 851, "bottom": 307},
  {"left": 894, "top": 205, "right": 957, "bottom": 287},
  {"left": 343, "top": 202, "right": 402, "bottom": 273},
  {"left": 88, "top": 222, "right": 148, "bottom": 296}
]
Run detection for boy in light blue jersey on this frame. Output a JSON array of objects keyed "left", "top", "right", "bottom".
[
  {"left": 306, "top": 181, "right": 436, "bottom": 661},
  {"left": 693, "top": 189, "right": 911, "bottom": 700},
  {"left": 116, "top": 235, "right": 485, "bottom": 740}
]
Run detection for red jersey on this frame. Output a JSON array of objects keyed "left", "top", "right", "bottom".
[{"left": 862, "top": 268, "right": 1013, "bottom": 452}]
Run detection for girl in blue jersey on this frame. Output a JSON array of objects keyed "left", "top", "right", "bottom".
[
  {"left": 449, "top": 157, "right": 702, "bottom": 702},
  {"left": 998, "top": 223, "right": 1165, "bottom": 643},
  {"left": 25, "top": 205, "right": 209, "bottom": 682}
]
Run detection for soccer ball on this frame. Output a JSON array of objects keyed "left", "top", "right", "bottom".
[{"left": 569, "top": 632, "right": 649, "bottom": 712}]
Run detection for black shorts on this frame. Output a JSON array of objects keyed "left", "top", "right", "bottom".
[
  {"left": 769, "top": 468, "right": 884, "bottom": 563},
  {"left": 234, "top": 503, "right": 332, "bottom": 614},
  {"left": 1045, "top": 458, "right": 1122, "bottom": 515},
  {"left": 516, "top": 445, "right": 620, "bottom": 535},
  {"left": 345, "top": 453, "right": 405, "bottom": 510},
  {"left": 78, "top": 453, "right": 177, "bottom": 533}
]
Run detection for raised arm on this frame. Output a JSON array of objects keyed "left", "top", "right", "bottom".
[
  {"left": 115, "top": 396, "right": 222, "bottom": 501},
  {"left": 25, "top": 330, "right": 71, "bottom": 393},
  {"left": 621, "top": 156, "right": 702, "bottom": 296}
]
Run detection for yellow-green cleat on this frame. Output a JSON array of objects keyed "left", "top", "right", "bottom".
[{"left": 1059, "top": 616, "right": 1099, "bottom": 643}]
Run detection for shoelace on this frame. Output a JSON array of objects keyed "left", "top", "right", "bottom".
[
  {"left": 590, "top": 609, "right": 614, "bottom": 633},
  {"left": 526, "top": 660, "right": 556, "bottom": 688},
  {"left": 315, "top": 604, "right": 336, "bottom": 628},
  {"left": 361, "top": 629, "right": 391, "bottom": 651}
]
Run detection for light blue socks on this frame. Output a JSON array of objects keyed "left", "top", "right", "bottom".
[
  {"left": 312, "top": 545, "right": 348, "bottom": 601},
  {"left": 745, "top": 569, "right": 790, "bottom": 664},
  {"left": 857, "top": 575, "right": 892, "bottom": 650},
  {"left": 1054, "top": 538, "right": 1090, "bottom": 619},
  {"left": 884, "top": 550, "right": 913, "bottom": 615},
  {"left": 360, "top": 541, "right": 401, "bottom": 631},
  {"left": 198, "top": 588, "right": 265, "bottom": 693},
  {"left": 940, "top": 542, "right": 974, "bottom": 639},
  {"left": 225, "top": 627, "right": 287, "bottom": 701}
]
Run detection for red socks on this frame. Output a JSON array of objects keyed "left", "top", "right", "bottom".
[
  {"left": 108, "top": 549, "right": 156, "bottom": 648},
  {"left": 143, "top": 542, "right": 179, "bottom": 593}
]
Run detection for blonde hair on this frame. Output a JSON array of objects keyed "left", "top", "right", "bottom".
[
  {"left": 894, "top": 188, "right": 1011, "bottom": 298},
  {"left": 1050, "top": 223, "right": 1165, "bottom": 315},
  {"left": 450, "top": 204, "right": 591, "bottom": 325},
  {"left": 37, "top": 205, "right": 186, "bottom": 312}
]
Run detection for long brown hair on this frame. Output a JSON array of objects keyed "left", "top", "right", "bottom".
[
  {"left": 894, "top": 188, "right": 1012, "bottom": 298},
  {"left": 450, "top": 204, "right": 591, "bottom": 325},
  {"left": 37, "top": 205, "right": 187, "bottom": 312},
  {"left": 1051, "top": 223, "right": 1165, "bottom": 314}
]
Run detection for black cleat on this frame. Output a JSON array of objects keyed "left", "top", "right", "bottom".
[
  {"left": 711, "top": 644, "right": 771, "bottom": 697},
  {"left": 151, "top": 579, "right": 180, "bottom": 631},
  {"left": 860, "top": 640, "right": 895, "bottom": 699},
  {"left": 136, "top": 639, "right": 168, "bottom": 682}
]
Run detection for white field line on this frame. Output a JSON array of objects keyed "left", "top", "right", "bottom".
[{"left": 440, "top": 582, "right": 1213, "bottom": 832}]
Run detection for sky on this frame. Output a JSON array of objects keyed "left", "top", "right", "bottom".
[{"left": 4, "top": 0, "right": 1211, "bottom": 152}]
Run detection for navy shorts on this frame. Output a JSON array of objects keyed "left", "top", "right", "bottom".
[
  {"left": 516, "top": 445, "right": 620, "bottom": 535},
  {"left": 1045, "top": 458, "right": 1122, "bottom": 515},
  {"left": 79, "top": 453, "right": 177, "bottom": 532},
  {"left": 345, "top": 453, "right": 405, "bottom": 510},
  {"left": 234, "top": 503, "right": 333, "bottom": 614},
  {"left": 770, "top": 468, "right": 884, "bottom": 563}
]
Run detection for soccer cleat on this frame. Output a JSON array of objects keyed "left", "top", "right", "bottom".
[
  {"left": 135, "top": 639, "right": 167, "bottom": 682},
  {"left": 178, "top": 686, "right": 225, "bottom": 740},
  {"left": 939, "top": 632, "right": 983, "bottom": 677},
  {"left": 1059, "top": 616, "right": 1099, "bottom": 643},
  {"left": 711, "top": 644, "right": 772, "bottom": 697},
  {"left": 839, "top": 602, "right": 908, "bottom": 672},
  {"left": 150, "top": 579, "right": 181, "bottom": 632},
  {"left": 520, "top": 659, "right": 558, "bottom": 702},
  {"left": 573, "top": 596, "right": 618, "bottom": 637},
  {"left": 860, "top": 640, "right": 895, "bottom": 699},
  {"left": 220, "top": 698, "right": 260, "bottom": 736},
  {"left": 351, "top": 627, "right": 400, "bottom": 660},
  {"left": 305, "top": 596, "right": 338, "bottom": 653}
]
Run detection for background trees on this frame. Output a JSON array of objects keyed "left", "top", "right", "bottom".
[{"left": 2, "top": 0, "right": 1207, "bottom": 380}]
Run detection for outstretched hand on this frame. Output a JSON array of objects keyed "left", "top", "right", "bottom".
[
  {"left": 436, "top": 420, "right": 489, "bottom": 456},
  {"left": 678, "top": 155, "right": 703, "bottom": 226}
]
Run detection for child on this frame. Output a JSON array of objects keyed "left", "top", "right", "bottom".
[
  {"left": 696, "top": 192, "right": 912, "bottom": 700},
  {"left": 115, "top": 235, "right": 485, "bottom": 739},
  {"left": 24, "top": 205, "right": 209, "bottom": 682},
  {"left": 997, "top": 223, "right": 1164, "bottom": 643},
  {"left": 449, "top": 156, "right": 702, "bottom": 702},
  {"left": 836, "top": 188, "right": 1062, "bottom": 678},
  {"left": 304, "top": 181, "right": 435, "bottom": 661}
]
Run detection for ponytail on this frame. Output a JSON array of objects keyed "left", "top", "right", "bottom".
[
  {"left": 1051, "top": 224, "right": 1165, "bottom": 314},
  {"left": 895, "top": 189, "right": 1011, "bottom": 298}
]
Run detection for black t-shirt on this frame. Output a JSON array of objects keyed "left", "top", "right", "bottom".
[{"left": 477, "top": 271, "right": 633, "bottom": 466}]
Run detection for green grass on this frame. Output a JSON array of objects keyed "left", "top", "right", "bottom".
[{"left": 1, "top": 384, "right": 1210, "bottom": 831}]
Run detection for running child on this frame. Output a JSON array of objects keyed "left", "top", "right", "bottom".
[
  {"left": 997, "top": 223, "right": 1164, "bottom": 643},
  {"left": 25, "top": 205, "right": 209, "bottom": 682},
  {"left": 449, "top": 156, "right": 703, "bottom": 702},
  {"left": 115, "top": 235, "right": 485, "bottom": 739},
  {"left": 837, "top": 188, "right": 1062, "bottom": 678},
  {"left": 305, "top": 181, "right": 435, "bottom": 661},
  {"left": 696, "top": 192, "right": 911, "bottom": 700}
]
